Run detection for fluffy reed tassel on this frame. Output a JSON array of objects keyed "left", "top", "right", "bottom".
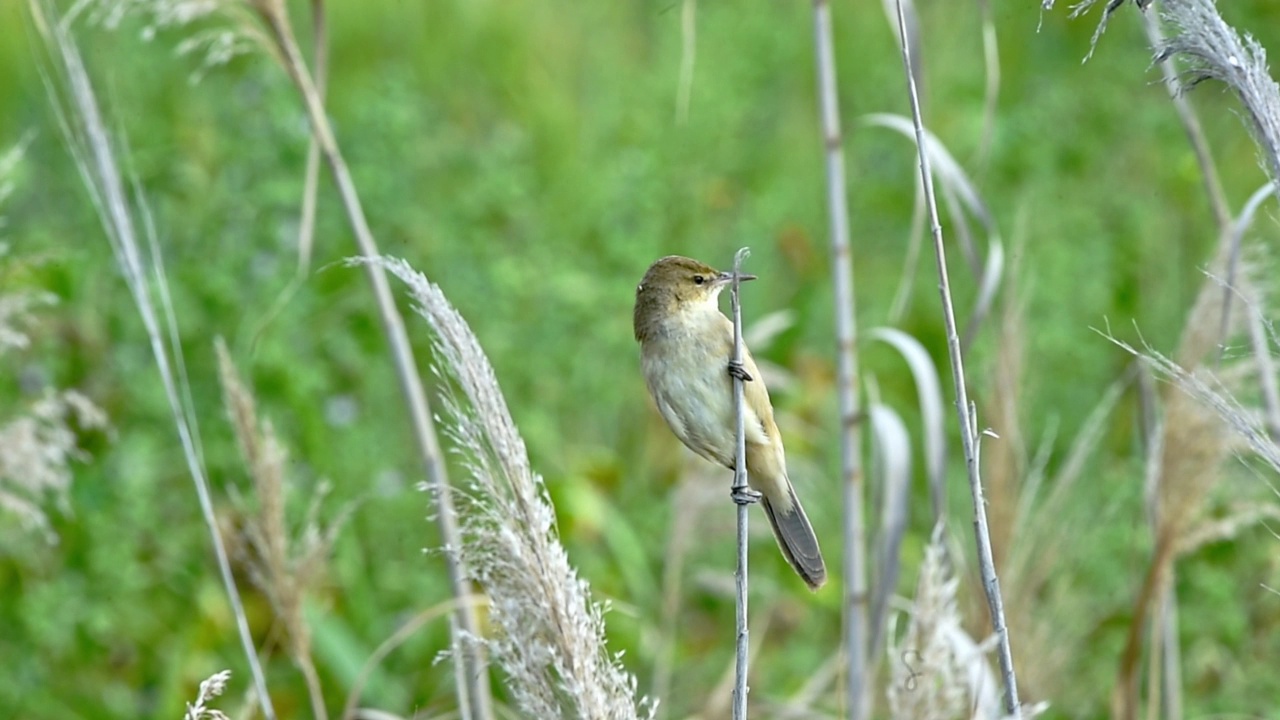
[{"left": 350, "top": 256, "right": 656, "bottom": 720}]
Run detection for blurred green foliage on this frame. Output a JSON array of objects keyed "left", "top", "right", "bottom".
[{"left": 1, "top": 0, "right": 1279, "bottom": 718}]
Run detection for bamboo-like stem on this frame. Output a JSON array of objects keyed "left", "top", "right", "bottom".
[
  {"left": 810, "top": 1, "right": 868, "bottom": 717},
  {"left": 729, "top": 246, "right": 753, "bottom": 720},
  {"left": 252, "top": 5, "right": 491, "bottom": 718},
  {"left": 893, "top": 0, "right": 1021, "bottom": 715}
]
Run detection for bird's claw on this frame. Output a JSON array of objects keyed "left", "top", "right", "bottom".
[
  {"left": 731, "top": 486, "right": 763, "bottom": 506},
  {"left": 727, "top": 361, "right": 753, "bottom": 382}
]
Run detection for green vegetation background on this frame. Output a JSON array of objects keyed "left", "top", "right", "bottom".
[{"left": 1, "top": 0, "right": 1278, "bottom": 717}]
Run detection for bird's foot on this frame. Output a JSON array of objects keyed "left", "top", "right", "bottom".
[
  {"left": 727, "top": 360, "right": 753, "bottom": 382},
  {"left": 730, "top": 485, "right": 763, "bottom": 506}
]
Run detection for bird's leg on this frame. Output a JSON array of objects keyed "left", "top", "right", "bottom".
[
  {"left": 727, "top": 360, "right": 753, "bottom": 382},
  {"left": 730, "top": 485, "right": 762, "bottom": 505}
]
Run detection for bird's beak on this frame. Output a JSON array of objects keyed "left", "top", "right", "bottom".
[{"left": 715, "top": 270, "right": 757, "bottom": 286}]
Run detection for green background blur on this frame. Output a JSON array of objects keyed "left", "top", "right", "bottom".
[{"left": 1, "top": 0, "right": 1279, "bottom": 718}]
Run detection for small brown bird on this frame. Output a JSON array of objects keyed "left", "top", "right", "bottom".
[{"left": 634, "top": 255, "right": 826, "bottom": 589}]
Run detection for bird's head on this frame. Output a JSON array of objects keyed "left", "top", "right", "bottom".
[{"left": 633, "top": 255, "right": 755, "bottom": 341}]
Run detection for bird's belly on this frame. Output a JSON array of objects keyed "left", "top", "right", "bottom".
[{"left": 642, "top": 345, "right": 736, "bottom": 468}]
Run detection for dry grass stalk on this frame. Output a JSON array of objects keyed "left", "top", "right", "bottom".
[
  {"left": 1108, "top": 267, "right": 1280, "bottom": 719},
  {"left": 355, "top": 256, "right": 656, "bottom": 720},
  {"left": 296, "top": 0, "right": 326, "bottom": 273},
  {"left": 861, "top": 114, "right": 1005, "bottom": 348},
  {"left": 983, "top": 267, "right": 1025, "bottom": 571},
  {"left": 999, "top": 374, "right": 1128, "bottom": 703},
  {"left": 1056, "top": 3, "right": 1280, "bottom": 716},
  {"left": 1109, "top": 368, "right": 1224, "bottom": 720},
  {"left": 1176, "top": 502, "right": 1280, "bottom": 554},
  {"left": 1240, "top": 220, "right": 1280, "bottom": 445},
  {"left": 978, "top": 245, "right": 1091, "bottom": 705},
  {"left": 216, "top": 339, "right": 348, "bottom": 720}
]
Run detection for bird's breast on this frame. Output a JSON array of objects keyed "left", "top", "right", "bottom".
[{"left": 640, "top": 330, "right": 738, "bottom": 468}]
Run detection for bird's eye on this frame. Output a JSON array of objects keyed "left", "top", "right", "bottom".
[{"left": 693, "top": 275, "right": 705, "bottom": 285}]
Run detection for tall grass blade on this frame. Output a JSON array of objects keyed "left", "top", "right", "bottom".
[
  {"left": 867, "top": 401, "right": 911, "bottom": 662},
  {"left": 869, "top": 327, "right": 946, "bottom": 524},
  {"left": 29, "top": 2, "right": 276, "bottom": 715}
]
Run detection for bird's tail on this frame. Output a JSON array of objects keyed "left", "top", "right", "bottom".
[{"left": 761, "top": 483, "right": 826, "bottom": 590}]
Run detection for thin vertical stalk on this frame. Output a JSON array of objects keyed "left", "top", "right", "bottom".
[
  {"left": 253, "top": 5, "right": 492, "bottom": 718},
  {"left": 893, "top": 0, "right": 1021, "bottom": 715},
  {"left": 729, "top": 247, "right": 753, "bottom": 720},
  {"left": 811, "top": 2, "right": 868, "bottom": 718}
]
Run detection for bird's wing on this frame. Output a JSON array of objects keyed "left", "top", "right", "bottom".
[{"left": 715, "top": 314, "right": 782, "bottom": 448}]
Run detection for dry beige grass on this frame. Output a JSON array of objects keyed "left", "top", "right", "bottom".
[{"left": 216, "top": 339, "right": 349, "bottom": 720}]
